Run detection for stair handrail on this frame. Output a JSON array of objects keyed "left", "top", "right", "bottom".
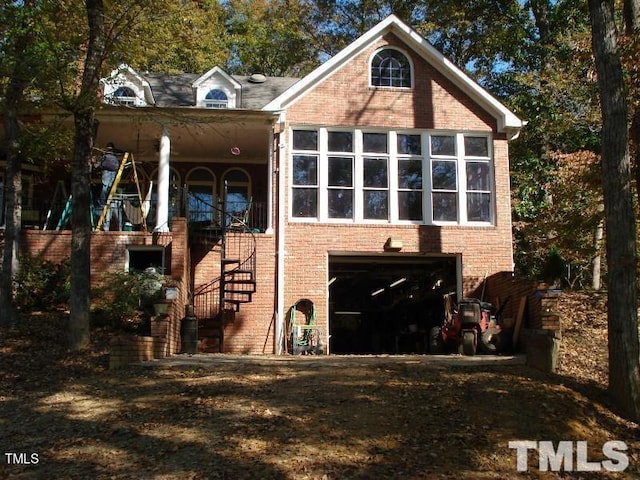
[{"left": 191, "top": 183, "right": 257, "bottom": 318}]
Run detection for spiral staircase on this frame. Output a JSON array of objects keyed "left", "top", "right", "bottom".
[{"left": 189, "top": 192, "right": 257, "bottom": 353}]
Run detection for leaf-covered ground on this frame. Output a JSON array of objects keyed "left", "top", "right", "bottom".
[{"left": 1, "top": 292, "right": 639, "bottom": 479}]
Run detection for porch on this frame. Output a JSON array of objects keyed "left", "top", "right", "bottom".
[{"left": 20, "top": 187, "right": 269, "bottom": 235}]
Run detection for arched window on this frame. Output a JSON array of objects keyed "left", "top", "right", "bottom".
[
  {"left": 371, "top": 49, "right": 411, "bottom": 88},
  {"left": 222, "top": 168, "right": 251, "bottom": 223},
  {"left": 112, "top": 86, "right": 137, "bottom": 105},
  {"left": 205, "top": 89, "right": 228, "bottom": 108},
  {"left": 186, "top": 168, "right": 216, "bottom": 223}
]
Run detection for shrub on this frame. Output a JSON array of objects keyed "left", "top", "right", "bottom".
[
  {"left": 14, "top": 256, "right": 71, "bottom": 311},
  {"left": 92, "top": 269, "right": 164, "bottom": 332}
]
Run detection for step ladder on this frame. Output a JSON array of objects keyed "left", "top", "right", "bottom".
[{"left": 95, "top": 152, "right": 147, "bottom": 231}]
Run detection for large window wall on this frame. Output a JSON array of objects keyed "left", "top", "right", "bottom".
[{"left": 290, "top": 128, "right": 494, "bottom": 225}]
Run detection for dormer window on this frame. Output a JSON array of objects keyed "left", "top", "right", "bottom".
[
  {"left": 112, "top": 86, "right": 137, "bottom": 105},
  {"left": 193, "top": 67, "right": 241, "bottom": 109},
  {"left": 205, "top": 89, "right": 228, "bottom": 109},
  {"left": 100, "top": 65, "right": 153, "bottom": 106},
  {"left": 371, "top": 48, "right": 412, "bottom": 88}
]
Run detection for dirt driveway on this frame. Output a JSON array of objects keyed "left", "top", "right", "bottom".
[{"left": 2, "top": 344, "right": 638, "bottom": 480}]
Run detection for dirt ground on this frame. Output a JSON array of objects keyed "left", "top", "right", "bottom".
[{"left": 1, "top": 291, "right": 639, "bottom": 479}]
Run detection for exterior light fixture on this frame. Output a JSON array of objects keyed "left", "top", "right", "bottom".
[{"left": 384, "top": 237, "right": 403, "bottom": 251}]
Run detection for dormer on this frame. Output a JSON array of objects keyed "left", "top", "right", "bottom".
[
  {"left": 193, "top": 67, "right": 241, "bottom": 109},
  {"left": 101, "top": 64, "right": 154, "bottom": 107}
]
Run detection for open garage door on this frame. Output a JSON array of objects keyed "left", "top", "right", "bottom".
[{"left": 329, "top": 255, "right": 459, "bottom": 354}]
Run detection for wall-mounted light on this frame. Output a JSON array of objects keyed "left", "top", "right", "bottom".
[{"left": 384, "top": 237, "right": 403, "bottom": 251}]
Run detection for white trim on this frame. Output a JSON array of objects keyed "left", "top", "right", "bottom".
[
  {"left": 100, "top": 64, "right": 155, "bottom": 106},
  {"left": 193, "top": 67, "right": 242, "bottom": 108},
  {"left": 289, "top": 127, "right": 496, "bottom": 226},
  {"left": 155, "top": 127, "right": 171, "bottom": 232},
  {"left": 264, "top": 15, "right": 523, "bottom": 134},
  {"left": 276, "top": 138, "right": 286, "bottom": 354},
  {"left": 369, "top": 46, "right": 414, "bottom": 89}
]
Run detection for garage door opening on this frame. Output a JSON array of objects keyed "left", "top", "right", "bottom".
[{"left": 329, "top": 255, "right": 458, "bottom": 354}]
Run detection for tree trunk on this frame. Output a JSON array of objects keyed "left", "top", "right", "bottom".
[
  {"left": 591, "top": 214, "right": 604, "bottom": 290},
  {"left": 589, "top": 0, "right": 640, "bottom": 422},
  {"left": 623, "top": 0, "right": 640, "bottom": 32},
  {"left": 0, "top": 77, "right": 23, "bottom": 326},
  {"left": 68, "top": 0, "right": 107, "bottom": 350},
  {"left": 624, "top": 0, "right": 640, "bottom": 205}
]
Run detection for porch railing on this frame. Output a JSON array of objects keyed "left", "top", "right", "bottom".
[{"left": 24, "top": 188, "right": 267, "bottom": 232}]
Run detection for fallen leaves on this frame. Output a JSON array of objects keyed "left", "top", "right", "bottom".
[{"left": 1, "top": 294, "right": 639, "bottom": 479}]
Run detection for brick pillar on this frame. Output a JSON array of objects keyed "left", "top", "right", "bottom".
[{"left": 526, "top": 288, "right": 562, "bottom": 373}]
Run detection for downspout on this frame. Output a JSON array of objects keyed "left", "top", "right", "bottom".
[
  {"left": 275, "top": 123, "right": 286, "bottom": 354},
  {"left": 155, "top": 126, "right": 170, "bottom": 232}
]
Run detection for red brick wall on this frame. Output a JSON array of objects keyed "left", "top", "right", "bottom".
[
  {"left": 278, "top": 33, "right": 515, "bottom": 346},
  {"left": 286, "top": 33, "right": 497, "bottom": 131},
  {"left": 16, "top": 219, "right": 191, "bottom": 354},
  {"left": 191, "top": 233, "right": 277, "bottom": 354},
  {"left": 223, "top": 234, "right": 277, "bottom": 353}
]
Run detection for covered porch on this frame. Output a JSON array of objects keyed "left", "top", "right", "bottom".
[{"left": 12, "top": 106, "right": 279, "bottom": 235}]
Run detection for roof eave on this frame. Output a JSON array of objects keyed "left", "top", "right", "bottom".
[{"left": 94, "top": 104, "right": 281, "bottom": 124}]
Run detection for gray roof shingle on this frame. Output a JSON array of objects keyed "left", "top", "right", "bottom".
[{"left": 142, "top": 72, "right": 299, "bottom": 109}]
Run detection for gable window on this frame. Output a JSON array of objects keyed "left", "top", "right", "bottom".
[
  {"left": 290, "top": 128, "right": 493, "bottom": 225},
  {"left": 205, "top": 89, "right": 228, "bottom": 109},
  {"left": 112, "top": 86, "right": 137, "bottom": 105},
  {"left": 371, "top": 49, "right": 411, "bottom": 88}
]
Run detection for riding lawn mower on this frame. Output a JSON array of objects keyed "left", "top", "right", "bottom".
[{"left": 430, "top": 296, "right": 507, "bottom": 355}]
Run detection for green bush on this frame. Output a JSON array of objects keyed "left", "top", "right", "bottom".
[
  {"left": 14, "top": 256, "right": 71, "bottom": 311},
  {"left": 92, "top": 269, "right": 164, "bottom": 332}
]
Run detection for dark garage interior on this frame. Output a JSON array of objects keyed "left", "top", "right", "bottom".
[{"left": 329, "top": 255, "right": 458, "bottom": 354}]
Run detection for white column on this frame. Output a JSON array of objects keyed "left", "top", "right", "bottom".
[{"left": 155, "top": 126, "right": 170, "bottom": 232}]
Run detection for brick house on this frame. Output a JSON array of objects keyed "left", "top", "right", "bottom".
[{"left": 1, "top": 15, "right": 526, "bottom": 356}]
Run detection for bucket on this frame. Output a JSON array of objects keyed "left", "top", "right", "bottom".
[{"left": 123, "top": 222, "right": 133, "bottom": 231}]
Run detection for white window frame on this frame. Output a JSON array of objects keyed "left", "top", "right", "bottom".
[
  {"left": 204, "top": 89, "right": 229, "bottom": 109},
  {"left": 462, "top": 135, "right": 493, "bottom": 223},
  {"left": 369, "top": 47, "right": 414, "bottom": 89},
  {"left": 186, "top": 167, "right": 217, "bottom": 222},
  {"left": 289, "top": 128, "right": 494, "bottom": 226},
  {"left": 113, "top": 86, "right": 137, "bottom": 106}
]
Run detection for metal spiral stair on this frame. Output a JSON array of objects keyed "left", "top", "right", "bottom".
[{"left": 190, "top": 190, "right": 256, "bottom": 353}]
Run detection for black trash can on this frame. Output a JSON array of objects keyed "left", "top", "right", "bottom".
[{"left": 181, "top": 312, "right": 198, "bottom": 354}]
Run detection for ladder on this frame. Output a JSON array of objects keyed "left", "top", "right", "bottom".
[
  {"left": 95, "top": 152, "right": 147, "bottom": 231},
  {"left": 43, "top": 180, "right": 67, "bottom": 230},
  {"left": 46, "top": 181, "right": 95, "bottom": 231}
]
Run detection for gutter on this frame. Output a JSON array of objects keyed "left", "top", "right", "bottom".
[{"left": 275, "top": 124, "right": 286, "bottom": 354}]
